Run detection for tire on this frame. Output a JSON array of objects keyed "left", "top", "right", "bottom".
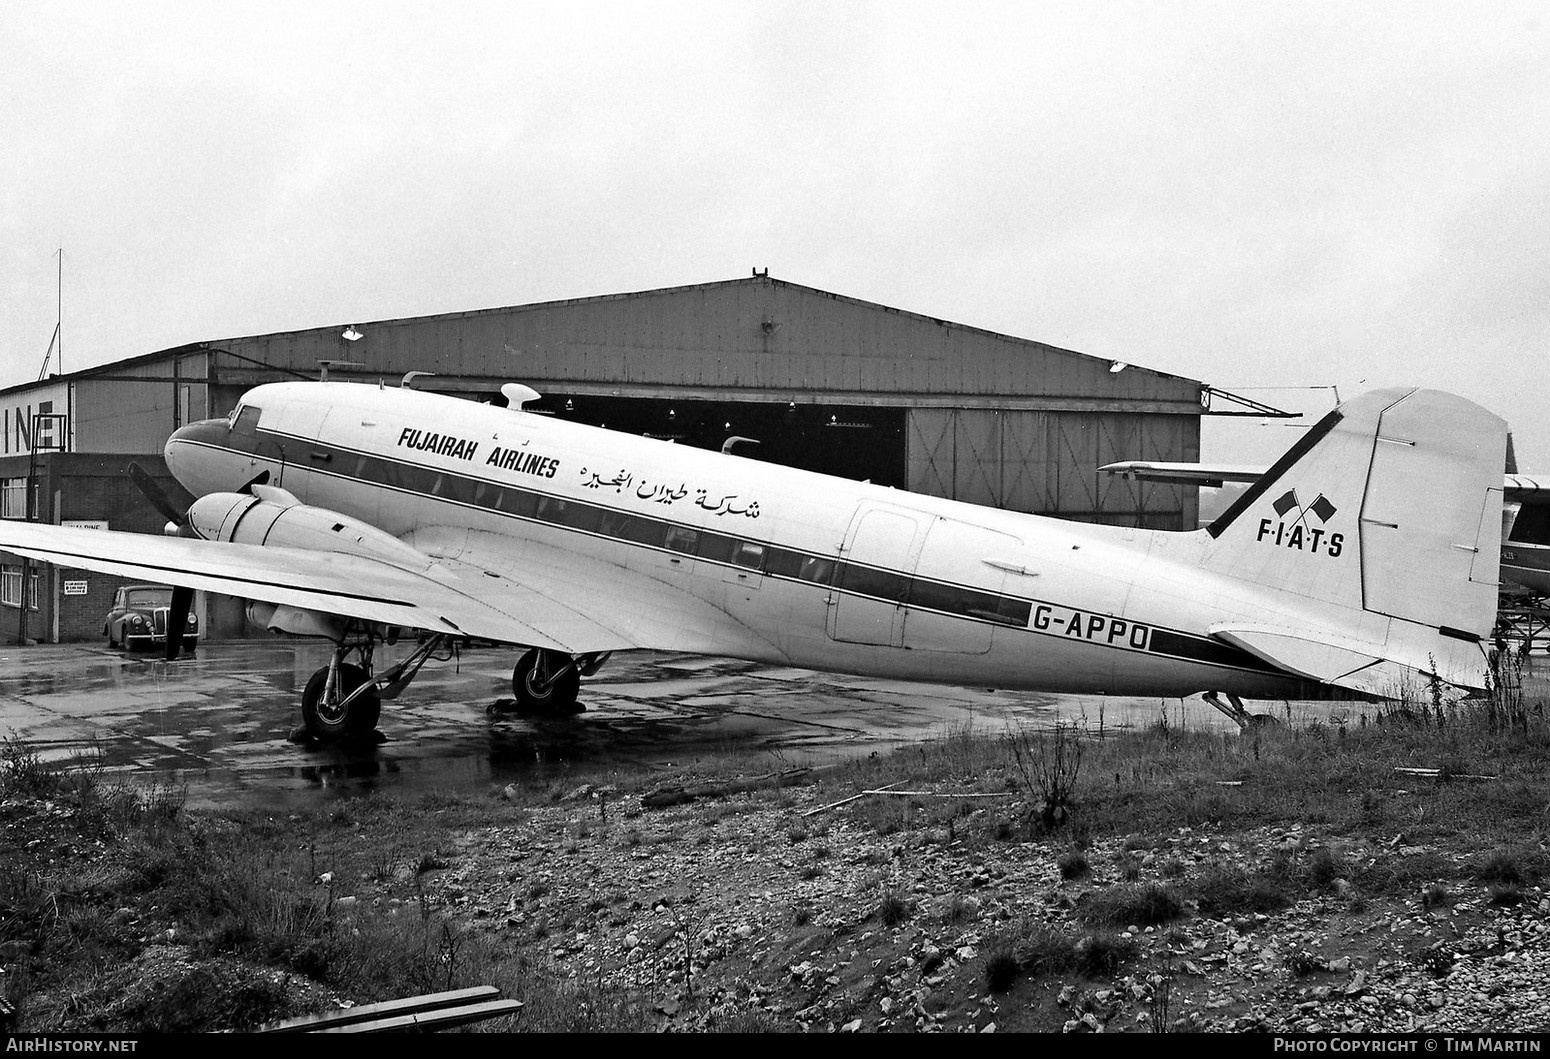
[
  {"left": 511, "top": 649, "right": 580, "bottom": 711},
  {"left": 300, "top": 663, "right": 382, "bottom": 740}
]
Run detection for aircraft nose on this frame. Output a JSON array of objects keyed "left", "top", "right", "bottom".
[{"left": 164, "top": 418, "right": 231, "bottom": 495}]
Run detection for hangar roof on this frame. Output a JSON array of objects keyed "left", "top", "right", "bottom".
[{"left": 6, "top": 274, "right": 1207, "bottom": 413}]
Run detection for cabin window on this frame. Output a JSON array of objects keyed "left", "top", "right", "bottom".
[
  {"left": 598, "top": 510, "right": 632, "bottom": 538},
  {"left": 556, "top": 502, "right": 604, "bottom": 533},
  {"left": 616, "top": 515, "right": 667, "bottom": 548},
  {"left": 664, "top": 526, "right": 699, "bottom": 554},
  {"left": 496, "top": 488, "right": 538, "bottom": 518},
  {"left": 732, "top": 541, "right": 765, "bottom": 569},
  {"left": 695, "top": 532, "right": 739, "bottom": 563},
  {"left": 796, "top": 556, "right": 836, "bottom": 585},
  {"left": 440, "top": 475, "right": 476, "bottom": 505},
  {"left": 763, "top": 549, "right": 804, "bottom": 578}
]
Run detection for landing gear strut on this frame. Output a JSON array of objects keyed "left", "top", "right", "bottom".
[
  {"left": 511, "top": 648, "right": 609, "bottom": 713},
  {"left": 1203, "top": 690, "right": 1282, "bottom": 730},
  {"left": 301, "top": 661, "right": 381, "bottom": 740},
  {"left": 296, "top": 623, "right": 454, "bottom": 742}
]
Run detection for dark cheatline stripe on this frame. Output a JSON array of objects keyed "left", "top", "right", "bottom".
[
  {"left": 203, "top": 429, "right": 1279, "bottom": 675},
  {"left": 1148, "top": 628, "right": 1281, "bottom": 673}
]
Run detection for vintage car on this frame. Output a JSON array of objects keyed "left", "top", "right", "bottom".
[{"left": 103, "top": 585, "right": 199, "bottom": 651}]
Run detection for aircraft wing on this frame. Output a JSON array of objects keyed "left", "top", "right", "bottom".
[
  {"left": 0, "top": 521, "right": 621, "bottom": 652},
  {"left": 1107, "top": 461, "right": 1550, "bottom": 500},
  {"left": 401, "top": 526, "right": 781, "bottom": 659},
  {"left": 1098, "top": 461, "right": 1266, "bottom": 487}
]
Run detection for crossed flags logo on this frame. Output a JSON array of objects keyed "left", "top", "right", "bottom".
[
  {"left": 1256, "top": 489, "right": 1345, "bottom": 556},
  {"left": 1271, "top": 489, "right": 1337, "bottom": 526}
]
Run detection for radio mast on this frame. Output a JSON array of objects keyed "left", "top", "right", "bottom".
[{"left": 37, "top": 249, "right": 61, "bottom": 381}]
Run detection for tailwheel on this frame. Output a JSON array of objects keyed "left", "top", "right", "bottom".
[
  {"left": 301, "top": 662, "right": 383, "bottom": 741},
  {"left": 512, "top": 648, "right": 582, "bottom": 713}
]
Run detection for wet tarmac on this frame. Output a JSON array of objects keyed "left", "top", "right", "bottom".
[{"left": 0, "top": 640, "right": 1444, "bottom": 811}]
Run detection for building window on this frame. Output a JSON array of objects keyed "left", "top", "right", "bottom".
[
  {"left": 0, "top": 565, "right": 39, "bottom": 610},
  {"left": 0, "top": 477, "right": 34, "bottom": 520}
]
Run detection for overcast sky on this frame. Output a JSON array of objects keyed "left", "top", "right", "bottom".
[{"left": 3, "top": 1, "right": 1546, "bottom": 466}]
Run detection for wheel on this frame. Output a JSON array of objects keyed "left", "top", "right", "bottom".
[
  {"left": 300, "top": 663, "right": 382, "bottom": 740},
  {"left": 511, "top": 649, "right": 580, "bottom": 711}
]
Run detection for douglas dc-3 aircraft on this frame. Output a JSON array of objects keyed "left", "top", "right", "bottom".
[{"left": 0, "top": 381, "right": 1509, "bottom": 742}]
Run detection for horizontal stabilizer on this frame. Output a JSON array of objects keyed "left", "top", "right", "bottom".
[
  {"left": 1209, "top": 624, "right": 1383, "bottom": 684},
  {"left": 1211, "top": 622, "right": 1487, "bottom": 698}
]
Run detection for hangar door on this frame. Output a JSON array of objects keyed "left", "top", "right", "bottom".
[{"left": 907, "top": 409, "right": 1193, "bottom": 528}]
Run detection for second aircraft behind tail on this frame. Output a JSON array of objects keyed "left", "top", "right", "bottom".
[{"left": 0, "top": 382, "right": 1507, "bottom": 741}]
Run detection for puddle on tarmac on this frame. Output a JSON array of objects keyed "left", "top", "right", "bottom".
[{"left": 1, "top": 641, "right": 1482, "bottom": 812}]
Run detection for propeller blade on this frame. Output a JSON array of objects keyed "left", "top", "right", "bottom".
[
  {"left": 127, "top": 462, "right": 193, "bottom": 525},
  {"left": 165, "top": 585, "right": 193, "bottom": 660}
]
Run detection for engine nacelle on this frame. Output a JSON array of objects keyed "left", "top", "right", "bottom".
[
  {"left": 188, "top": 486, "right": 431, "bottom": 569},
  {"left": 246, "top": 601, "right": 348, "bottom": 641}
]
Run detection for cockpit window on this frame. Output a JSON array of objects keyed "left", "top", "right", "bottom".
[{"left": 233, "top": 406, "right": 262, "bottom": 435}]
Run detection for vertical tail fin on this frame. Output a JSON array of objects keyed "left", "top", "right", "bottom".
[{"left": 1202, "top": 388, "right": 1505, "bottom": 693}]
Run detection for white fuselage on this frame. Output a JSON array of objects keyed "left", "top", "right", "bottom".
[{"left": 167, "top": 382, "right": 1315, "bottom": 698}]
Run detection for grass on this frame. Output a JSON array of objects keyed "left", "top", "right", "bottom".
[
  {"left": 1081, "top": 883, "right": 1184, "bottom": 928},
  {"left": 9, "top": 677, "right": 1550, "bottom": 1031}
]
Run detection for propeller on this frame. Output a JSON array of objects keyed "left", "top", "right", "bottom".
[
  {"left": 125, "top": 463, "right": 272, "bottom": 660},
  {"left": 126, "top": 462, "right": 200, "bottom": 659},
  {"left": 127, "top": 462, "right": 196, "bottom": 535}
]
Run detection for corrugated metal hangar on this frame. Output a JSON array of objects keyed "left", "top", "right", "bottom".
[{"left": 0, "top": 273, "right": 1209, "bottom": 643}]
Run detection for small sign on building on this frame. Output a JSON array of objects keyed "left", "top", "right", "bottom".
[{"left": 63, "top": 580, "right": 88, "bottom": 596}]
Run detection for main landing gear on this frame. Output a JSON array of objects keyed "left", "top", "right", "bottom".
[
  {"left": 293, "top": 628, "right": 614, "bottom": 742},
  {"left": 1203, "top": 690, "right": 1283, "bottom": 730},
  {"left": 295, "top": 623, "right": 453, "bottom": 743},
  {"left": 510, "top": 648, "right": 611, "bottom": 714}
]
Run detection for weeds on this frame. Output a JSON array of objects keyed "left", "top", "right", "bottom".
[
  {"left": 1193, "top": 865, "right": 1291, "bottom": 917},
  {"left": 1080, "top": 883, "right": 1183, "bottom": 928},
  {"left": 1304, "top": 847, "right": 1347, "bottom": 892},
  {"left": 2, "top": 733, "right": 60, "bottom": 796},
  {"left": 1007, "top": 723, "right": 1084, "bottom": 833},
  {"left": 877, "top": 890, "right": 911, "bottom": 927},
  {"left": 1075, "top": 932, "right": 1136, "bottom": 976},
  {"left": 984, "top": 946, "right": 1021, "bottom": 992},
  {"left": 1057, "top": 847, "right": 1090, "bottom": 881},
  {"left": 1476, "top": 848, "right": 1528, "bottom": 887},
  {"left": 1146, "top": 949, "right": 1175, "bottom": 1032}
]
